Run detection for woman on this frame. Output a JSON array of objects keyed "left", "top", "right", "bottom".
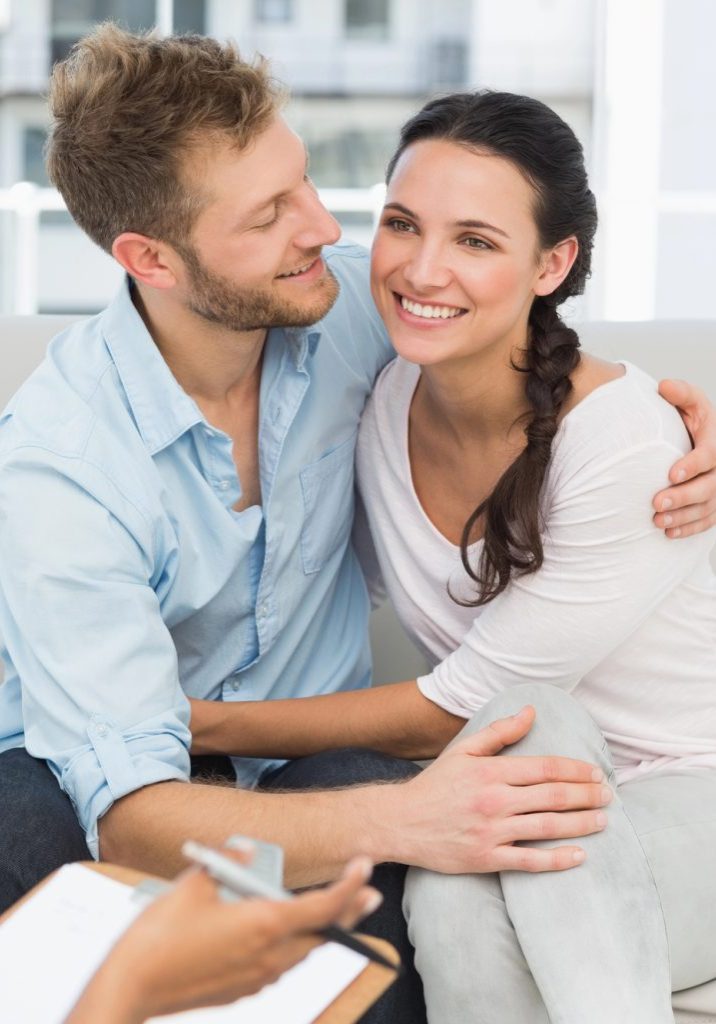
[{"left": 191, "top": 91, "right": 716, "bottom": 1021}]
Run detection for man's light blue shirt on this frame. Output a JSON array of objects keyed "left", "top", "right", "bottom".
[{"left": 0, "top": 242, "right": 393, "bottom": 857}]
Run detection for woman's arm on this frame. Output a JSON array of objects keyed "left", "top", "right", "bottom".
[{"left": 190, "top": 681, "right": 466, "bottom": 762}]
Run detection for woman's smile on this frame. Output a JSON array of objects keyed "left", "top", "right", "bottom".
[{"left": 393, "top": 291, "right": 468, "bottom": 329}]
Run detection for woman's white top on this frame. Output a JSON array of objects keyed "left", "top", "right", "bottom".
[{"left": 356, "top": 357, "right": 716, "bottom": 781}]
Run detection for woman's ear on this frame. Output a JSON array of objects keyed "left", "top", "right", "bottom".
[{"left": 534, "top": 236, "right": 579, "bottom": 298}]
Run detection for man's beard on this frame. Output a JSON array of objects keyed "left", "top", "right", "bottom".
[{"left": 177, "top": 242, "right": 340, "bottom": 333}]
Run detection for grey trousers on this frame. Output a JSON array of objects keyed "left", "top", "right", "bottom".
[{"left": 403, "top": 683, "right": 716, "bottom": 1024}]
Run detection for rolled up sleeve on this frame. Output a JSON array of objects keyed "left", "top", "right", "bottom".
[{"left": 0, "top": 453, "right": 191, "bottom": 858}]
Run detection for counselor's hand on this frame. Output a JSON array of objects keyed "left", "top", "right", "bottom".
[
  {"left": 655, "top": 379, "right": 716, "bottom": 538},
  {"left": 391, "top": 706, "right": 611, "bottom": 875},
  {"left": 67, "top": 851, "right": 381, "bottom": 1024}
]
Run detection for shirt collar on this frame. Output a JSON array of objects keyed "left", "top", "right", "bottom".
[
  {"left": 100, "top": 279, "right": 324, "bottom": 453},
  {"left": 100, "top": 279, "right": 207, "bottom": 455},
  {"left": 282, "top": 326, "right": 322, "bottom": 367}
]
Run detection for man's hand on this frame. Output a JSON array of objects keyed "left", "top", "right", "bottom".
[
  {"left": 655, "top": 379, "right": 716, "bottom": 538},
  {"left": 385, "top": 706, "right": 611, "bottom": 875},
  {"left": 67, "top": 851, "right": 381, "bottom": 1024}
]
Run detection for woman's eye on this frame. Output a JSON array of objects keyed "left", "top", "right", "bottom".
[
  {"left": 462, "top": 236, "right": 492, "bottom": 250},
  {"left": 386, "top": 218, "right": 415, "bottom": 233}
]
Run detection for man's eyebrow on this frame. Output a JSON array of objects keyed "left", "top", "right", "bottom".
[
  {"left": 244, "top": 147, "right": 311, "bottom": 221},
  {"left": 383, "top": 202, "right": 510, "bottom": 239}
]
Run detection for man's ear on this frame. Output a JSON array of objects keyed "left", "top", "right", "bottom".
[
  {"left": 112, "top": 233, "right": 182, "bottom": 290},
  {"left": 534, "top": 236, "right": 579, "bottom": 298}
]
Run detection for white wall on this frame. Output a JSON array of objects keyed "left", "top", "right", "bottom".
[
  {"left": 469, "top": 0, "right": 595, "bottom": 98},
  {"left": 0, "top": 0, "right": 49, "bottom": 94},
  {"left": 591, "top": 0, "right": 716, "bottom": 322},
  {"left": 654, "top": 0, "right": 716, "bottom": 319}
]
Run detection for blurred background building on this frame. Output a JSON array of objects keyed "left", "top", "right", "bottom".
[{"left": 0, "top": 0, "right": 714, "bottom": 323}]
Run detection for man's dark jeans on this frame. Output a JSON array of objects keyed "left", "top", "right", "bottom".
[{"left": 0, "top": 745, "right": 426, "bottom": 1024}]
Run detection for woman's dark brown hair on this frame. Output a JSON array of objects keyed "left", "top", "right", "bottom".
[{"left": 386, "top": 90, "right": 598, "bottom": 606}]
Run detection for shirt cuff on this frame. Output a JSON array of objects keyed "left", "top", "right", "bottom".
[{"left": 56, "top": 712, "right": 192, "bottom": 859}]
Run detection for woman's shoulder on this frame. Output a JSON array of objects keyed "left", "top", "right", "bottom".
[{"left": 556, "top": 354, "right": 690, "bottom": 461}]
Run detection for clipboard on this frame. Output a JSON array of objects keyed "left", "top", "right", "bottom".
[{"left": 0, "top": 862, "right": 399, "bottom": 1024}]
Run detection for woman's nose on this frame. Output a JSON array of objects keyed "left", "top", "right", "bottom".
[{"left": 402, "top": 245, "right": 452, "bottom": 293}]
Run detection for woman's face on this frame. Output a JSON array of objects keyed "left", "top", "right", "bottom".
[{"left": 370, "top": 139, "right": 554, "bottom": 368}]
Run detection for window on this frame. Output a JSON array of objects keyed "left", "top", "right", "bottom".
[
  {"left": 23, "top": 127, "right": 49, "bottom": 186},
  {"left": 254, "top": 0, "right": 293, "bottom": 24},
  {"left": 173, "top": 0, "right": 206, "bottom": 34},
  {"left": 50, "top": 1, "right": 205, "bottom": 67},
  {"left": 345, "top": 0, "right": 389, "bottom": 41},
  {"left": 51, "top": 1, "right": 155, "bottom": 65}
]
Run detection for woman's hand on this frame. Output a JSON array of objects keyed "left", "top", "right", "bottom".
[
  {"left": 66, "top": 851, "right": 381, "bottom": 1024},
  {"left": 655, "top": 379, "right": 716, "bottom": 538}
]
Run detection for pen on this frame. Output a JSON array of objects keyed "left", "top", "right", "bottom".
[{"left": 182, "top": 840, "right": 400, "bottom": 974}]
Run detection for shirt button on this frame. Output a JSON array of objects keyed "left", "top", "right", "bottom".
[
  {"left": 218, "top": 480, "right": 231, "bottom": 492},
  {"left": 96, "top": 724, "right": 109, "bottom": 738},
  {"left": 231, "top": 679, "right": 240, "bottom": 692},
  {"left": 257, "top": 603, "right": 268, "bottom": 618}
]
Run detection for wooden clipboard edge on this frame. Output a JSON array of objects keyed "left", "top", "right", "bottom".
[
  {"left": 1, "top": 861, "right": 400, "bottom": 1024},
  {"left": 313, "top": 934, "right": 399, "bottom": 1024}
]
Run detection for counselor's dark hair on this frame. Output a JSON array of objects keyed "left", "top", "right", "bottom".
[{"left": 387, "top": 90, "right": 598, "bottom": 606}]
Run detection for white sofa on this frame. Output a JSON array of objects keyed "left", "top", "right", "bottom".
[{"left": 1, "top": 315, "right": 715, "bottom": 1020}]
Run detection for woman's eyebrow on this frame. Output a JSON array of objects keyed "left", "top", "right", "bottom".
[
  {"left": 456, "top": 218, "right": 510, "bottom": 239},
  {"left": 383, "top": 202, "right": 509, "bottom": 238},
  {"left": 383, "top": 201, "right": 419, "bottom": 219}
]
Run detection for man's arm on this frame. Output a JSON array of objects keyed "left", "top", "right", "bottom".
[
  {"left": 100, "top": 708, "right": 610, "bottom": 887},
  {"left": 655, "top": 378, "right": 716, "bottom": 537},
  {"left": 0, "top": 456, "right": 192, "bottom": 858}
]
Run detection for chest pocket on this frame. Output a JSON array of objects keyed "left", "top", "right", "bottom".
[{"left": 299, "top": 432, "right": 357, "bottom": 575}]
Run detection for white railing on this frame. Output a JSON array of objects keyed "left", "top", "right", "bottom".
[{"left": 0, "top": 182, "right": 387, "bottom": 315}]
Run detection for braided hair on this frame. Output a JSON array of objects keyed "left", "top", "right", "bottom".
[{"left": 386, "top": 91, "right": 597, "bottom": 606}]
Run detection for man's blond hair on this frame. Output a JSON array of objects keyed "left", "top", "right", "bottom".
[{"left": 46, "top": 23, "right": 284, "bottom": 253}]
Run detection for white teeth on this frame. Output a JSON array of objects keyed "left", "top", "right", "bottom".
[
  {"left": 281, "top": 261, "right": 313, "bottom": 278},
  {"left": 400, "top": 296, "right": 463, "bottom": 319}
]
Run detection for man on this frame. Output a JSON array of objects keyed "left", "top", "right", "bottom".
[{"left": 0, "top": 26, "right": 714, "bottom": 1022}]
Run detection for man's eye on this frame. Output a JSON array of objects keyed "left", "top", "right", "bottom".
[{"left": 256, "top": 211, "right": 279, "bottom": 230}]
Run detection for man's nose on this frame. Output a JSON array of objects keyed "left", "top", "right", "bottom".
[{"left": 293, "top": 184, "right": 341, "bottom": 250}]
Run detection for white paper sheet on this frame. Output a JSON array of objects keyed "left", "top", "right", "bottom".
[
  {"left": 0, "top": 864, "right": 146, "bottom": 1024},
  {"left": 0, "top": 864, "right": 368, "bottom": 1024},
  {"left": 153, "top": 943, "right": 368, "bottom": 1024}
]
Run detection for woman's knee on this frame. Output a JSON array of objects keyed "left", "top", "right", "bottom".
[
  {"left": 461, "top": 685, "right": 611, "bottom": 766},
  {"left": 481, "top": 683, "right": 581, "bottom": 721},
  {"left": 403, "top": 866, "right": 502, "bottom": 942}
]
